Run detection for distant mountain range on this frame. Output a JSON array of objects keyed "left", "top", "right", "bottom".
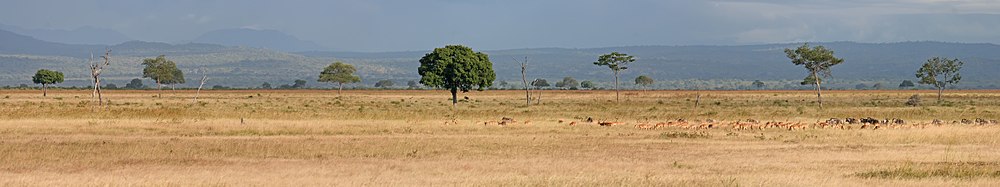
[
  {"left": 2, "top": 28, "right": 999, "bottom": 89},
  {"left": 0, "top": 24, "right": 132, "bottom": 45},
  {"left": 193, "top": 28, "right": 327, "bottom": 52}
]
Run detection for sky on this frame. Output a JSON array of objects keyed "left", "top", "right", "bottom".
[{"left": 2, "top": 0, "right": 1000, "bottom": 51}]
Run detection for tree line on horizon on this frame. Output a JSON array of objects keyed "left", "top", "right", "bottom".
[{"left": 19, "top": 43, "right": 966, "bottom": 107}]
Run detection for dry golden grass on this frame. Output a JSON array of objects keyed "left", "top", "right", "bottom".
[{"left": 2, "top": 89, "right": 1000, "bottom": 186}]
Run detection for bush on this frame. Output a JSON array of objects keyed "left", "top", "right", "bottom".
[{"left": 906, "top": 94, "right": 921, "bottom": 106}]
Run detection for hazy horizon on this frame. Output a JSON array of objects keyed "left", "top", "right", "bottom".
[{"left": 3, "top": 0, "right": 1000, "bottom": 52}]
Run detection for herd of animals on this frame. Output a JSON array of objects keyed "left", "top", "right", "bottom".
[{"left": 471, "top": 117, "right": 1000, "bottom": 131}]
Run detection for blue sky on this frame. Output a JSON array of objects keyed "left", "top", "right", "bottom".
[{"left": 2, "top": 0, "right": 999, "bottom": 51}]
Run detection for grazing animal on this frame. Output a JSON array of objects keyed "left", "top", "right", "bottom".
[
  {"left": 558, "top": 119, "right": 565, "bottom": 123},
  {"left": 845, "top": 118, "right": 858, "bottom": 124},
  {"left": 586, "top": 117, "right": 595, "bottom": 123},
  {"left": 634, "top": 124, "right": 655, "bottom": 130},
  {"left": 861, "top": 117, "right": 879, "bottom": 124},
  {"left": 976, "top": 118, "right": 989, "bottom": 125},
  {"left": 599, "top": 121, "right": 622, "bottom": 126},
  {"left": 745, "top": 119, "right": 760, "bottom": 124},
  {"left": 827, "top": 118, "right": 843, "bottom": 125},
  {"left": 932, "top": 119, "right": 943, "bottom": 125},
  {"left": 991, "top": 120, "right": 999, "bottom": 124},
  {"left": 484, "top": 121, "right": 499, "bottom": 126},
  {"left": 961, "top": 119, "right": 974, "bottom": 124},
  {"left": 568, "top": 121, "right": 578, "bottom": 126}
]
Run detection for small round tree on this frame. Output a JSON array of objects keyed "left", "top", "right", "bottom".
[
  {"left": 32, "top": 69, "right": 64, "bottom": 96},
  {"left": 418, "top": 45, "right": 495, "bottom": 105},
  {"left": 634, "top": 75, "right": 654, "bottom": 91},
  {"left": 318, "top": 61, "right": 361, "bottom": 95}
]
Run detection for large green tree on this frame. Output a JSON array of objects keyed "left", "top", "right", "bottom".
[
  {"left": 916, "top": 57, "right": 963, "bottom": 102},
  {"left": 31, "top": 69, "right": 64, "bottom": 96},
  {"left": 785, "top": 43, "right": 844, "bottom": 109},
  {"left": 634, "top": 75, "right": 654, "bottom": 91},
  {"left": 580, "top": 81, "right": 595, "bottom": 89},
  {"left": 318, "top": 61, "right": 361, "bottom": 94},
  {"left": 594, "top": 52, "right": 635, "bottom": 102},
  {"left": 418, "top": 45, "right": 495, "bottom": 105},
  {"left": 141, "top": 55, "right": 182, "bottom": 97}
]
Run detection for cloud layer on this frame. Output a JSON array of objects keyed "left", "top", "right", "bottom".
[{"left": 1, "top": 0, "right": 998, "bottom": 51}]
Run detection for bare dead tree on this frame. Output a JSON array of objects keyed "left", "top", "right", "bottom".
[
  {"left": 194, "top": 75, "right": 208, "bottom": 103},
  {"left": 513, "top": 57, "right": 530, "bottom": 106},
  {"left": 90, "top": 48, "right": 111, "bottom": 106}
]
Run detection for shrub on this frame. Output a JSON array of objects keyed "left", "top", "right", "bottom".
[{"left": 906, "top": 94, "right": 921, "bottom": 106}]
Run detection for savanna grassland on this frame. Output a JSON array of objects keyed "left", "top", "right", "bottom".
[{"left": 2, "top": 89, "right": 1000, "bottom": 186}]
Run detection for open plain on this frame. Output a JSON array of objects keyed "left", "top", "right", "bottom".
[{"left": 2, "top": 89, "right": 1000, "bottom": 186}]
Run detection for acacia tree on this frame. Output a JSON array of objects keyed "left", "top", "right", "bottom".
[
  {"left": 594, "top": 52, "right": 635, "bottom": 102},
  {"left": 161, "top": 68, "right": 185, "bottom": 91},
  {"left": 784, "top": 43, "right": 844, "bottom": 109},
  {"left": 898, "top": 80, "right": 915, "bottom": 89},
  {"left": 374, "top": 80, "right": 394, "bottom": 88},
  {"left": 555, "top": 77, "right": 579, "bottom": 90},
  {"left": 418, "top": 45, "right": 495, "bottom": 105},
  {"left": 634, "top": 75, "right": 654, "bottom": 91},
  {"left": 752, "top": 80, "right": 765, "bottom": 90},
  {"left": 142, "top": 55, "right": 181, "bottom": 97},
  {"left": 916, "top": 57, "right": 963, "bottom": 102},
  {"left": 318, "top": 61, "right": 361, "bottom": 95},
  {"left": 531, "top": 78, "right": 550, "bottom": 104},
  {"left": 32, "top": 69, "right": 64, "bottom": 96}
]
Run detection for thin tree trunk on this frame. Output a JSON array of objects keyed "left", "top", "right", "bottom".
[
  {"left": 536, "top": 88, "right": 542, "bottom": 105},
  {"left": 451, "top": 87, "right": 458, "bottom": 106},
  {"left": 339, "top": 83, "right": 343, "bottom": 95},
  {"left": 194, "top": 76, "right": 207, "bottom": 103},
  {"left": 813, "top": 72, "right": 823, "bottom": 109},
  {"left": 518, "top": 57, "right": 530, "bottom": 106},
  {"left": 97, "top": 82, "right": 103, "bottom": 106},
  {"left": 42, "top": 84, "right": 47, "bottom": 97},
  {"left": 614, "top": 70, "right": 620, "bottom": 102},
  {"left": 695, "top": 93, "right": 701, "bottom": 108},
  {"left": 938, "top": 87, "right": 944, "bottom": 102},
  {"left": 156, "top": 80, "right": 162, "bottom": 97}
]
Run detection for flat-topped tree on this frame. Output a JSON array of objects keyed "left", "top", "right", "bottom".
[
  {"left": 318, "top": 61, "right": 361, "bottom": 95},
  {"left": 635, "top": 75, "right": 654, "bottom": 91},
  {"left": 594, "top": 52, "right": 635, "bottom": 102},
  {"left": 32, "top": 69, "right": 64, "bottom": 97},
  {"left": 418, "top": 45, "right": 495, "bottom": 105},
  {"left": 141, "top": 55, "right": 181, "bottom": 97},
  {"left": 785, "top": 43, "right": 844, "bottom": 109},
  {"left": 916, "top": 57, "right": 963, "bottom": 102}
]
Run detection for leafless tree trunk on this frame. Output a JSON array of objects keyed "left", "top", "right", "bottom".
[
  {"left": 194, "top": 75, "right": 207, "bottom": 103},
  {"left": 90, "top": 49, "right": 111, "bottom": 106},
  {"left": 514, "top": 57, "right": 530, "bottom": 105}
]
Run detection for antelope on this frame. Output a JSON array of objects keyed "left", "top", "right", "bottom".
[
  {"left": 599, "top": 121, "right": 622, "bottom": 126},
  {"left": 932, "top": 119, "right": 943, "bottom": 125},
  {"left": 961, "top": 119, "right": 974, "bottom": 125},
  {"left": 634, "top": 123, "right": 655, "bottom": 130},
  {"left": 568, "top": 121, "right": 578, "bottom": 126},
  {"left": 484, "top": 121, "right": 500, "bottom": 126},
  {"left": 557, "top": 119, "right": 565, "bottom": 123}
]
